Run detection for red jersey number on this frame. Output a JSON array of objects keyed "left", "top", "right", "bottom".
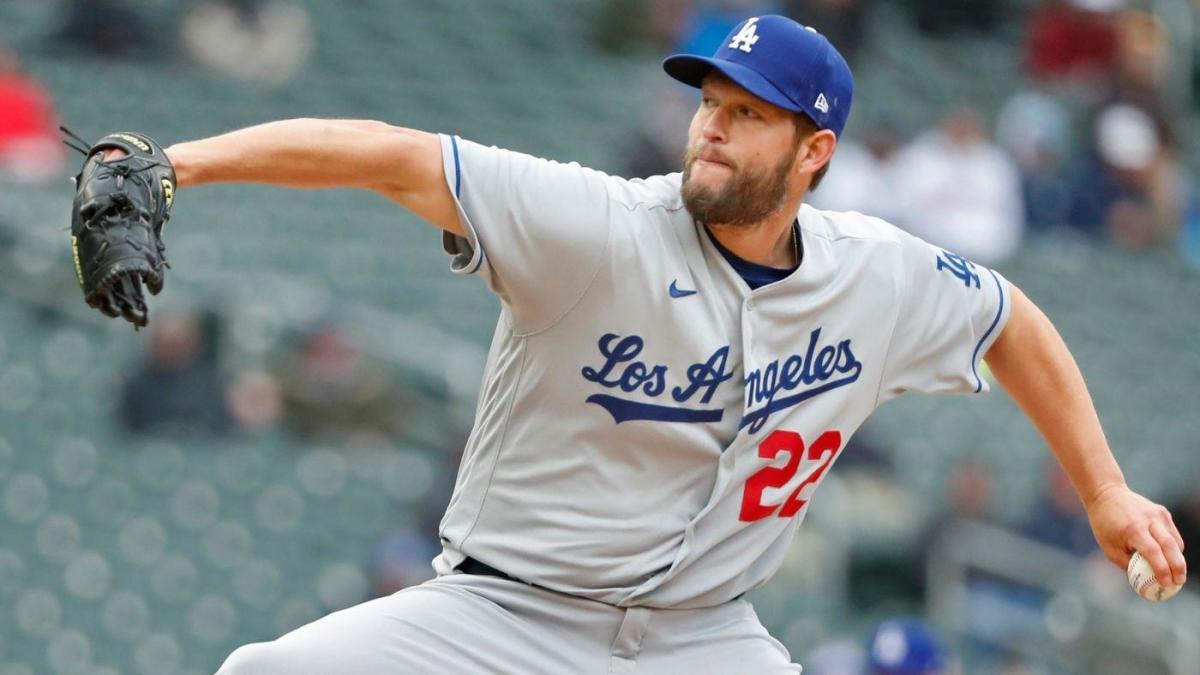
[{"left": 738, "top": 429, "right": 843, "bottom": 522}]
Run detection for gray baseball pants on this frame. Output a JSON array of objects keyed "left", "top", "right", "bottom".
[{"left": 215, "top": 573, "right": 801, "bottom": 674}]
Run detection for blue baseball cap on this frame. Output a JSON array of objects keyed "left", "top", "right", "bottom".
[{"left": 663, "top": 15, "right": 854, "bottom": 137}]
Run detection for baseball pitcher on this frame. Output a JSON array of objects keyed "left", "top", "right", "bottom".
[{"left": 67, "top": 15, "right": 1186, "bottom": 674}]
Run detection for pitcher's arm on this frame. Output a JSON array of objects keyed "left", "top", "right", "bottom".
[
  {"left": 985, "top": 282, "right": 1186, "bottom": 587},
  {"left": 116, "top": 119, "right": 462, "bottom": 235}
]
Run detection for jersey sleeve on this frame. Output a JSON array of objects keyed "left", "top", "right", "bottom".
[
  {"left": 878, "top": 230, "right": 1012, "bottom": 402},
  {"left": 439, "top": 134, "right": 614, "bottom": 333}
]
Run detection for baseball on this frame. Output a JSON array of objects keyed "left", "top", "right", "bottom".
[{"left": 1127, "top": 551, "right": 1182, "bottom": 601}]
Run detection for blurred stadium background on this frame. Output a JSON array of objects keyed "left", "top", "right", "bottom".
[{"left": 2, "top": 1, "right": 1200, "bottom": 674}]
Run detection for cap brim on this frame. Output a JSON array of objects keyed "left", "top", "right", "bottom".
[{"left": 662, "top": 55, "right": 801, "bottom": 114}]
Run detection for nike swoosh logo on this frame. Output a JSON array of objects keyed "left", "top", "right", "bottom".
[{"left": 669, "top": 280, "right": 697, "bottom": 298}]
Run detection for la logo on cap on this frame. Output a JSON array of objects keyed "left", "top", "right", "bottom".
[
  {"left": 729, "top": 17, "right": 760, "bottom": 52},
  {"left": 661, "top": 15, "right": 854, "bottom": 137}
]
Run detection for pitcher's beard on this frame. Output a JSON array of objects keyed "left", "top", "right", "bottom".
[{"left": 680, "top": 148, "right": 795, "bottom": 228}]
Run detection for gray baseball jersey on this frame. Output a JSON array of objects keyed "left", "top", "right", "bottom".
[{"left": 432, "top": 134, "right": 1011, "bottom": 609}]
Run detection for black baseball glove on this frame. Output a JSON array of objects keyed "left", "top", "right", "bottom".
[{"left": 66, "top": 130, "right": 175, "bottom": 328}]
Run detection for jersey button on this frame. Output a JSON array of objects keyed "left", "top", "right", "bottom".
[{"left": 746, "top": 300, "right": 755, "bottom": 311}]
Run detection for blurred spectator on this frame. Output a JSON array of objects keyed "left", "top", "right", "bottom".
[
  {"left": 867, "top": 617, "right": 947, "bottom": 675},
  {"left": 623, "top": 84, "right": 693, "bottom": 178},
  {"left": 890, "top": 108, "right": 1024, "bottom": 265},
  {"left": 1068, "top": 10, "right": 1181, "bottom": 247},
  {"left": 1019, "top": 462, "right": 1096, "bottom": 556},
  {"left": 0, "top": 44, "right": 65, "bottom": 183},
  {"left": 995, "top": 91, "right": 1073, "bottom": 233},
  {"left": 911, "top": 457, "right": 997, "bottom": 595},
  {"left": 782, "top": 0, "right": 866, "bottom": 63},
  {"left": 1111, "top": 9, "right": 1171, "bottom": 95},
  {"left": 1067, "top": 103, "right": 1180, "bottom": 246},
  {"left": 226, "top": 369, "right": 283, "bottom": 433},
  {"left": 52, "top": 0, "right": 150, "bottom": 58},
  {"left": 181, "top": 0, "right": 313, "bottom": 87},
  {"left": 119, "top": 310, "right": 231, "bottom": 436},
  {"left": 274, "top": 323, "right": 408, "bottom": 441},
  {"left": 806, "top": 118, "right": 903, "bottom": 221},
  {"left": 1023, "top": 0, "right": 1121, "bottom": 87}
]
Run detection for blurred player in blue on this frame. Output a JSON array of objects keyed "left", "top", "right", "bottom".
[{"left": 867, "top": 618, "right": 946, "bottom": 675}]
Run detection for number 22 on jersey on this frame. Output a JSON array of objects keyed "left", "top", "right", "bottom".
[{"left": 739, "top": 429, "right": 843, "bottom": 522}]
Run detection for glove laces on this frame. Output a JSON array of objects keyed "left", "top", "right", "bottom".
[{"left": 60, "top": 125, "right": 167, "bottom": 182}]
